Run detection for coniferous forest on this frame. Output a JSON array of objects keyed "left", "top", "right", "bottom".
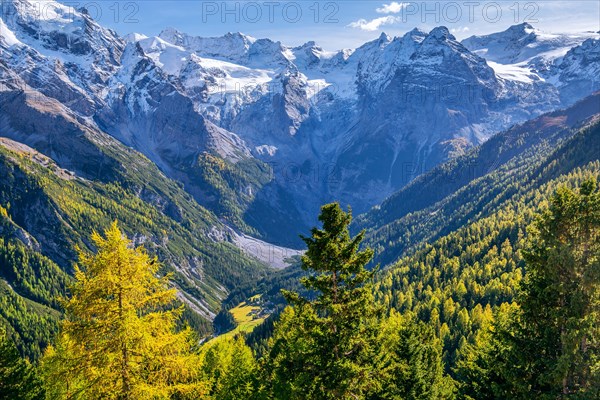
[
  {"left": 1, "top": 98, "right": 599, "bottom": 399},
  {"left": 2, "top": 1, "right": 600, "bottom": 397},
  {"left": 2, "top": 175, "right": 599, "bottom": 399}
]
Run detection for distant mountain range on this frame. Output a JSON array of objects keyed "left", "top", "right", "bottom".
[
  {"left": 1, "top": 0, "right": 600, "bottom": 356},
  {"left": 2, "top": 0, "right": 599, "bottom": 247}
]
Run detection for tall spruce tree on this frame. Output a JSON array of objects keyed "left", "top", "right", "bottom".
[
  {"left": 265, "top": 203, "right": 380, "bottom": 399},
  {"left": 464, "top": 178, "right": 600, "bottom": 399},
  {"left": 42, "top": 222, "right": 207, "bottom": 400},
  {"left": 517, "top": 178, "right": 600, "bottom": 397}
]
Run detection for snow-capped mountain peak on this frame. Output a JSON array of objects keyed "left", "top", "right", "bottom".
[
  {"left": 427, "top": 26, "right": 454, "bottom": 41},
  {"left": 462, "top": 23, "right": 599, "bottom": 65},
  {"left": 157, "top": 29, "right": 257, "bottom": 65},
  {"left": 157, "top": 26, "right": 185, "bottom": 44},
  {"left": 2, "top": 4, "right": 599, "bottom": 241},
  {"left": 124, "top": 32, "right": 149, "bottom": 43},
  {"left": 460, "top": 22, "right": 599, "bottom": 98},
  {"left": 377, "top": 32, "right": 392, "bottom": 44},
  {"left": 2, "top": 0, "right": 123, "bottom": 60},
  {"left": 505, "top": 22, "right": 536, "bottom": 36}
]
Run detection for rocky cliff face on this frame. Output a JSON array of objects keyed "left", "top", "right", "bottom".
[{"left": 1, "top": 0, "right": 599, "bottom": 245}]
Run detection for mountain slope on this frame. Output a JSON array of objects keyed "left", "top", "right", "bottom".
[
  {"left": 0, "top": 124, "right": 278, "bottom": 361},
  {"left": 355, "top": 92, "right": 600, "bottom": 266},
  {"left": 374, "top": 119, "right": 600, "bottom": 369},
  {"left": 230, "top": 96, "right": 600, "bottom": 365},
  {"left": 3, "top": 0, "right": 599, "bottom": 246},
  {"left": 356, "top": 92, "right": 600, "bottom": 227}
]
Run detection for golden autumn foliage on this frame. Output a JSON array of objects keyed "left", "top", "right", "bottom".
[{"left": 42, "top": 222, "right": 208, "bottom": 400}]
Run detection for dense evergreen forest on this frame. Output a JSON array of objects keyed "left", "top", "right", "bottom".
[
  {"left": 2, "top": 176, "right": 599, "bottom": 399},
  {"left": 1, "top": 103, "right": 599, "bottom": 398},
  {"left": 2, "top": 1, "right": 600, "bottom": 396}
]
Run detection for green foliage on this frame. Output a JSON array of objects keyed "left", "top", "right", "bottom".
[
  {"left": 264, "top": 203, "right": 454, "bottom": 399},
  {"left": 0, "top": 328, "right": 44, "bottom": 400},
  {"left": 520, "top": 178, "right": 600, "bottom": 396},
  {"left": 265, "top": 203, "right": 380, "bottom": 399},
  {"left": 200, "top": 335, "right": 258, "bottom": 400},
  {"left": 376, "top": 167, "right": 600, "bottom": 371},
  {"left": 0, "top": 139, "right": 270, "bottom": 354},
  {"left": 42, "top": 223, "right": 207, "bottom": 399},
  {"left": 0, "top": 224, "right": 65, "bottom": 359},
  {"left": 453, "top": 302, "right": 517, "bottom": 399},
  {"left": 467, "top": 179, "right": 600, "bottom": 399},
  {"left": 213, "top": 308, "right": 238, "bottom": 334},
  {"left": 0, "top": 237, "right": 69, "bottom": 310},
  {"left": 0, "top": 280, "right": 59, "bottom": 362},
  {"left": 221, "top": 258, "right": 307, "bottom": 356},
  {"left": 372, "top": 120, "right": 600, "bottom": 374},
  {"left": 372, "top": 310, "right": 455, "bottom": 400},
  {"left": 188, "top": 153, "right": 272, "bottom": 234}
]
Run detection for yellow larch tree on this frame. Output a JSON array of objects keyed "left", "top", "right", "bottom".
[{"left": 42, "top": 222, "right": 207, "bottom": 399}]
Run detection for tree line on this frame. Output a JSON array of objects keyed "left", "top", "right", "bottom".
[{"left": 2, "top": 178, "right": 600, "bottom": 399}]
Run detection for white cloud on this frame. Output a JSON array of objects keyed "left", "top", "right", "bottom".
[
  {"left": 376, "top": 2, "right": 409, "bottom": 14},
  {"left": 348, "top": 16, "right": 400, "bottom": 31}
]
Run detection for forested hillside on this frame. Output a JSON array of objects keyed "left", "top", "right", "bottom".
[
  {"left": 0, "top": 137, "right": 270, "bottom": 359},
  {"left": 375, "top": 162, "right": 600, "bottom": 366},
  {"left": 216, "top": 99, "right": 600, "bottom": 351},
  {"left": 3, "top": 179, "right": 599, "bottom": 398},
  {"left": 1, "top": 0, "right": 600, "bottom": 396}
]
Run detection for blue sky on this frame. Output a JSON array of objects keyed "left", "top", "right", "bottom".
[{"left": 87, "top": 1, "right": 600, "bottom": 50}]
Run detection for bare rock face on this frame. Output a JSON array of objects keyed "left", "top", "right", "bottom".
[
  {"left": 555, "top": 39, "right": 600, "bottom": 104},
  {"left": 0, "top": 82, "right": 121, "bottom": 182}
]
